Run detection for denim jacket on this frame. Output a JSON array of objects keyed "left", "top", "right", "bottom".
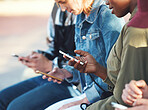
[
  {"left": 37, "top": 8, "right": 76, "bottom": 68},
  {"left": 64, "top": 0, "right": 125, "bottom": 103}
]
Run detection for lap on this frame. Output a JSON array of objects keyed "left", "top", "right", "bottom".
[
  {"left": 45, "top": 93, "right": 86, "bottom": 110},
  {"left": 7, "top": 80, "right": 79, "bottom": 110}
]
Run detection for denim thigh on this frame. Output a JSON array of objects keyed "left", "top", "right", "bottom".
[
  {"left": 7, "top": 80, "right": 79, "bottom": 110},
  {"left": 0, "top": 76, "right": 48, "bottom": 110}
]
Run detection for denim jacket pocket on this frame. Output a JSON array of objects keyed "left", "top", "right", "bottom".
[
  {"left": 85, "top": 32, "right": 104, "bottom": 62},
  {"left": 87, "top": 32, "right": 100, "bottom": 41}
]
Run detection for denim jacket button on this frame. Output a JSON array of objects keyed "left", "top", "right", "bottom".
[
  {"left": 89, "top": 35, "right": 92, "bottom": 39},
  {"left": 82, "top": 36, "right": 86, "bottom": 40}
]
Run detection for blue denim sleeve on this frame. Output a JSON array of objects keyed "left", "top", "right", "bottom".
[
  {"left": 85, "top": 77, "right": 108, "bottom": 103},
  {"left": 63, "top": 65, "right": 80, "bottom": 83},
  {"left": 100, "top": 7, "right": 125, "bottom": 63}
]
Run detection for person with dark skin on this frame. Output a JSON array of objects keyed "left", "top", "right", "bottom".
[
  {"left": 43, "top": 0, "right": 124, "bottom": 109},
  {"left": 64, "top": 0, "right": 148, "bottom": 109}
]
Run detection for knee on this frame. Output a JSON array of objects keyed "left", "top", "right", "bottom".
[{"left": 7, "top": 99, "right": 29, "bottom": 110}]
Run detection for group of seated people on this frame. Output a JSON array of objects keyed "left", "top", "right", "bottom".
[{"left": 0, "top": 0, "right": 148, "bottom": 110}]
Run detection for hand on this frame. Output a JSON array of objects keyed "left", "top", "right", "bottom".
[
  {"left": 58, "top": 96, "right": 89, "bottom": 110},
  {"left": 42, "top": 67, "right": 72, "bottom": 84},
  {"left": 122, "top": 80, "right": 148, "bottom": 106},
  {"left": 19, "top": 51, "right": 52, "bottom": 73},
  {"left": 115, "top": 99, "right": 148, "bottom": 110},
  {"left": 67, "top": 50, "right": 99, "bottom": 73},
  {"left": 66, "top": 50, "right": 107, "bottom": 80}
]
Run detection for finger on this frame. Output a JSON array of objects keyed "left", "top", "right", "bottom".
[
  {"left": 125, "top": 84, "right": 142, "bottom": 99},
  {"left": 74, "top": 50, "right": 90, "bottom": 57},
  {"left": 19, "top": 57, "right": 30, "bottom": 62},
  {"left": 68, "top": 58, "right": 76, "bottom": 66},
  {"left": 30, "top": 54, "right": 39, "bottom": 59},
  {"left": 75, "top": 56, "right": 86, "bottom": 63},
  {"left": 48, "top": 77, "right": 53, "bottom": 82},
  {"left": 135, "top": 80, "right": 147, "bottom": 89},
  {"left": 63, "top": 55, "right": 71, "bottom": 60},
  {"left": 129, "top": 81, "right": 143, "bottom": 95},
  {"left": 122, "top": 92, "right": 134, "bottom": 105},
  {"left": 52, "top": 79, "right": 58, "bottom": 83},
  {"left": 42, "top": 75, "right": 48, "bottom": 79},
  {"left": 133, "top": 98, "right": 148, "bottom": 106},
  {"left": 57, "top": 81, "right": 62, "bottom": 84},
  {"left": 73, "top": 60, "right": 82, "bottom": 70}
]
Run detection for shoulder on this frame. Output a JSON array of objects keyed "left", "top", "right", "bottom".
[{"left": 124, "top": 27, "right": 148, "bottom": 48}]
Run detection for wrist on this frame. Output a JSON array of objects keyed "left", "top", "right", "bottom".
[
  {"left": 94, "top": 63, "right": 107, "bottom": 80},
  {"left": 44, "top": 61, "right": 53, "bottom": 73},
  {"left": 61, "top": 69, "right": 73, "bottom": 79}
]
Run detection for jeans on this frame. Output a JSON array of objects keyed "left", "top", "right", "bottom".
[{"left": 0, "top": 76, "right": 80, "bottom": 110}]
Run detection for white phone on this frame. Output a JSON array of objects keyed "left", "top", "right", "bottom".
[
  {"left": 111, "top": 102, "right": 128, "bottom": 109},
  {"left": 11, "top": 54, "right": 29, "bottom": 62},
  {"left": 59, "top": 50, "right": 84, "bottom": 65}
]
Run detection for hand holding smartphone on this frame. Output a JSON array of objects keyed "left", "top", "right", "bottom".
[
  {"left": 35, "top": 70, "right": 63, "bottom": 81},
  {"left": 11, "top": 54, "right": 19, "bottom": 58},
  {"left": 11, "top": 53, "right": 29, "bottom": 62},
  {"left": 111, "top": 102, "right": 128, "bottom": 109},
  {"left": 59, "top": 50, "right": 84, "bottom": 65}
]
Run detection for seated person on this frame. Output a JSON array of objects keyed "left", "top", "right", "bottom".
[
  {"left": 66, "top": 0, "right": 148, "bottom": 109},
  {"left": 43, "top": 0, "right": 124, "bottom": 109},
  {"left": 0, "top": 4, "right": 78, "bottom": 110}
]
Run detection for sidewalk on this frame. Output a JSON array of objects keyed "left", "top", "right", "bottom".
[{"left": 0, "top": 0, "right": 54, "bottom": 90}]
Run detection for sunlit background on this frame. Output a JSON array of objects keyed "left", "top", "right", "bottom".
[
  {"left": 0, "top": 0, "right": 130, "bottom": 91},
  {"left": 0, "top": 0, "right": 54, "bottom": 90}
]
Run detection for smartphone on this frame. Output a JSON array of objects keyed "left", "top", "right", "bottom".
[
  {"left": 11, "top": 54, "right": 19, "bottom": 57},
  {"left": 35, "top": 70, "right": 63, "bottom": 81},
  {"left": 59, "top": 50, "right": 84, "bottom": 65},
  {"left": 11, "top": 54, "right": 29, "bottom": 62},
  {"left": 111, "top": 102, "right": 128, "bottom": 109}
]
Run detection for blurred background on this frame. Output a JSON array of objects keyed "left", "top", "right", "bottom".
[
  {"left": 0, "top": 0, "right": 54, "bottom": 90},
  {"left": 0, "top": 0, "right": 130, "bottom": 91}
]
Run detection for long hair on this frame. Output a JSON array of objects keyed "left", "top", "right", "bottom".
[{"left": 83, "top": 0, "right": 94, "bottom": 15}]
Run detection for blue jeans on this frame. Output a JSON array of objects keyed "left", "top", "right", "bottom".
[{"left": 0, "top": 76, "right": 80, "bottom": 110}]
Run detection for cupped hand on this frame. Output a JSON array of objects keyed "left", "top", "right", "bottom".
[
  {"left": 19, "top": 51, "right": 52, "bottom": 73},
  {"left": 42, "top": 67, "right": 72, "bottom": 84},
  {"left": 67, "top": 50, "right": 99, "bottom": 74},
  {"left": 122, "top": 80, "right": 148, "bottom": 106}
]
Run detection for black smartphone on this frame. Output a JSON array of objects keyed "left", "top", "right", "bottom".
[{"left": 11, "top": 54, "right": 19, "bottom": 57}]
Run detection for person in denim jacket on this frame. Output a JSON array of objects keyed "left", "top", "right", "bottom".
[{"left": 43, "top": 0, "right": 125, "bottom": 109}]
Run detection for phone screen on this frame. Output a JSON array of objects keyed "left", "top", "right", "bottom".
[
  {"left": 111, "top": 102, "right": 128, "bottom": 109},
  {"left": 59, "top": 50, "right": 84, "bottom": 65}
]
